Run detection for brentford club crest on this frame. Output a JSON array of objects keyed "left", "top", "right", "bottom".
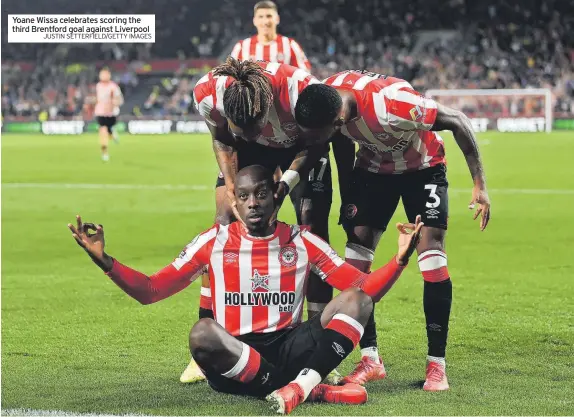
[
  {"left": 345, "top": 204, "right": 358, "bottom": 219},
  {"left": 279, "top": 247, "right": 298, "bottom": 267}
]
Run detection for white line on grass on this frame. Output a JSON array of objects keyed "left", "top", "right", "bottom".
[
  {"left": 1, "top": 409, "right": 148, "bottom": 417},
  {"left": 2, "top": 183, "right": 574, "bottom": 195}
]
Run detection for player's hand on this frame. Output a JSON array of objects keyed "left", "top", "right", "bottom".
[
  {"left": 226, "top": 187, "right": 246, "bottom": 227},
  {"left": 396, "top": 215, "right": 424, "bottom": 266},
  {"left": 469, "top": 186, "right": 491, "bottom": 231},
  {"left": 269, "top": 181, "right": 289, "bottom": 225},
  {"left": 68, "top": 215, "right": 113, "bottom": 271}
]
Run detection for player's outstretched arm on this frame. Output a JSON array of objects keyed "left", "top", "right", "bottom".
[
  {"left": 307, "top": 216, "right": 423, "bottom": 302},
  {"left": 432, "top": 103, "right": 491, "bottom": 230},
  {"left": 68, "top": 215, "right": 206, "bottom": 305}
]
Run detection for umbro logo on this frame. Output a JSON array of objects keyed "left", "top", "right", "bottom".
[
  {"left": 332, "top": 342, "right": 345, "bottom": 357},
  {"left": 261, "top": 372, "right": 270, "bottom": 384},
  {"left": 426, "top": 208, "right": 440, "bottom": 219},
  {"left": 224, "top": 252, "right": 238, "bottom": 263}
]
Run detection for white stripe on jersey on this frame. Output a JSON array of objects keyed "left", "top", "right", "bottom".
[
  {"left": 331, "top": 72, "right": 348, "bottom": 86},
  {"left": 353, "top": 75, "right": 378, "bottom": 90},
  {"left": 264, "top": 236, "right": 282, "bottom": 333},
  {"left": 196, "top": 95, "right": 216, "bottom": 126},
  {"left": 304, "top": 232, "right": 345, "bottom": 273},
  {"left": 239, "top": 236, "right": 254, "bottom": 334},
  {"left": 269, "top": 42, "right": 278, "bottom": 62},
  {"left": 172, "top": 227, "right": 218, "bottom": 270},
  {"left": 287, "top": 69, "right": 311, "bottom": 117},
  {"left": 380, "top": 81, "right": 413, "bottom": 98},
  {"left": 265, "top": 62, "right": 281, "bottom": 75},
  {"left": 292, "top": 232, "right": 309, "bottom": 325},
  {"left": 282, "top": 36, "right": 291, "bottom": 64},
  {"left": 255, "top": 42, "right": 264, "bottom": 61},
  {"left": 241, "top": 38, "right": 251, "bottom": 60},
  {"left": 211, "top": 224, "right": 230, "bottom": 329},
  {"left": 215, "top": 76, "right": 228, "bottom": 118},
  {"left": 230, "top": 42, "right": 241, "bottom": 59}
]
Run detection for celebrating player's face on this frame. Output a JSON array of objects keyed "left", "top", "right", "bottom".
[
  {"left": 253, "top": 8, "right": 279, "bottom": 37},
  {"left": 234, "top": 177, "right": 275, "bottom": 234},
  {"left": 227, "top": 112, "right": 269, "bottom": 141}
]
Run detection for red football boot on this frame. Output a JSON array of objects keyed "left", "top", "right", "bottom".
[
  {"left": 309, "top": 383, "right": 368, "bottom": 404},
  {"left": 423, "top": 361, "right": 449, "bottom": 391},
  {"left": 266, "top": 382, "right": 306, "bottom": 415},
  {"left": 341, "top": 357, "right": 387, "bottom": 385}
]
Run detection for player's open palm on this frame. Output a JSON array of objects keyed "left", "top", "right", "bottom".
[
  {"left": 68, "top": 215, "right": 105, "bottom": 261},
  {"left": 396, "top": 215, "right": 424, "bottom": 265}
]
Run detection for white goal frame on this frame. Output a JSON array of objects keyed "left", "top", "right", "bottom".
[{"left": 426, "top": 88, "right": 553, "bottom": 133}]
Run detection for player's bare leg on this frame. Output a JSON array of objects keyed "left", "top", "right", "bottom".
[
  {"left": 267, "top": 288, "right": 370, "bottom": 414},
  {"left": 99, "top": 126, "right": 110, "bottom": 161},
  {"left": 110, "top": 126, "right": 119, "bottom": 143},
  {"left": 416, "top": 226, "right": 450, "bottom": 391},
  {"left": 181, "top": 186, "right": 233, "bottom": 383},
  {"left": 340, "top": 225, "right": 387, "bottom": 385}
]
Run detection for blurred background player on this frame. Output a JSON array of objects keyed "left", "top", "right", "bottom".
[
  {"left": 94, "top": 68, "right": 123, "bottom": 162},
  {"left": 230, "top": 1, "right": 311, "bottom": 71},
  {"left": 294, "top": 72, "right": 491, "bottom": 391}
]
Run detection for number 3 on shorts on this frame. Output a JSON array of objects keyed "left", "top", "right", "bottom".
[{"left": 425, "top": 184, "right": 441, "bottom": 208}]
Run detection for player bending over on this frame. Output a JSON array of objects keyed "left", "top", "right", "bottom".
[
  {"left": 68, "top": 165, "right": 423, "bottom": 414},
  {"left": 294, "top": 70, "right": 491, "bottom": 391},
  {"left": 184, "top": 57, "right": 336, "bottom": 383},
  {"left": 94, "top": 68, "right": 123, "bottom": 162}
]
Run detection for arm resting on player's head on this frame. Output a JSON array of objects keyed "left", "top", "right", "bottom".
[
  {"left": 105, "top": 258, "right": 204, "bottom": 305},
  {"left": 431, "top": 103, "right": 486, "bottom": 188},
  {"left": 324, "top": 257, "right": 406, "bottom": 303}
]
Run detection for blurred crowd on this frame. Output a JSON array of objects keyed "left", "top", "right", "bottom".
[{"left": 2, "top": 0, "right": 573, "bottom": 119}]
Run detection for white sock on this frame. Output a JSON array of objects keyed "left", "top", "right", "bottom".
[
  {"left": 293, "top": 368, "right": 322, "bottom": 400},
  {"left": 361, "top": 347, "right": 381, "bottom": 364},
  {"left": 427, "top": 355, "right": 446, "bottom": 368}
]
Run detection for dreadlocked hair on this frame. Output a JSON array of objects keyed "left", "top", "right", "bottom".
[{"left": 213, "top": 57, "right": 273, "bottom": 128}]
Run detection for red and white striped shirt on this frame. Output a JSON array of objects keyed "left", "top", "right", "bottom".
[
  {"left": 231, "top": 35, "right": 311, "bottom": 70},
  {"left": 94, "top": 81, "right": 122, "bottom": 117},
  {"left": 193, "top": 61, "right": 318, "bottom": 148},
  {"left": 323, "top": 70, "right": 445, "bottom": 174},
  {"left": 108, "top": 222, "right": 359, "bottom": 336}
]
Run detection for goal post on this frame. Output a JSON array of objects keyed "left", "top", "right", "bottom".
[{"left": 425, "top": 88, "right": 553, "bottom": 133}]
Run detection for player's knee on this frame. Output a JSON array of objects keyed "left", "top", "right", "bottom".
[
  {"left": 345, "top": 242, "right": 375, "bottom": 273},
  {"left": 418, "top": 249, "right": 450, "bottom": 283},
  {"left": 336, "top": 288, "right": 373, "bottom": 325},
  {"left": 189, "top": 318, "right": 221, "bottom": 361}
]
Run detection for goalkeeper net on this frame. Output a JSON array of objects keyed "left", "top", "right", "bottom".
[{"left": 425, "top": 88, "right": 552, "bottom": 133}]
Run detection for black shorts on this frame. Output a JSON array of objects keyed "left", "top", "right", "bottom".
[
  {"left": 204, "top": 314, "right": 324, "bottom": 397},
  {"left": 340, "top": 164, "right": 449, "bottom": 231},
  {"left": 96, "top": 116, "right": 116, "bottom": 128},
  {"left": 214, "top": 141, "right": 333, "bottom": 219}
]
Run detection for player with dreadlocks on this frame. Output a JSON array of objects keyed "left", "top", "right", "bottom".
[{"left": 180, "top": 57, "right": 336, "bottom": 384}]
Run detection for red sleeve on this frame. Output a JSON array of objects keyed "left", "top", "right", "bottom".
[
  {"left": 325, "top": 257, "right": 405, "bottom": 302},
  {"left": 302, "top": 230, "right": 346, "bottom": 280},
  {"left": 105, "top": 227, "right": 217, "bottom": 305},
  {"left": 388, "top": 86, "right": 438, "bottom": 131}
]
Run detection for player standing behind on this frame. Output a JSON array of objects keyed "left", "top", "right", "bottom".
[
  {"left": 231, "top": 1, "right": 311, "bottom": 71},
  {"left": 294, "top": 70, "right": 491, "bottom": 391},
  {"left": 94, "top": 68, "right": 123, "bottom": 162}
]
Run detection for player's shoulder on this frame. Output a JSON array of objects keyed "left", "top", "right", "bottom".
[{"left": 324, "top": 70, "right": 412, "bottom": 91}]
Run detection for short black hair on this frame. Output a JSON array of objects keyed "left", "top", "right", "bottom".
[
  {"left": 236, "top": 165, "right": 275, "bottom": 189},
  {"left": 295, "top": 84, "right": 342, "bottom": 129}
]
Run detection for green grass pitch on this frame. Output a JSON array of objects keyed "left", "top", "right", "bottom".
[{"left": 2, "top": 132, "right": 574, "bottom": 416}]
